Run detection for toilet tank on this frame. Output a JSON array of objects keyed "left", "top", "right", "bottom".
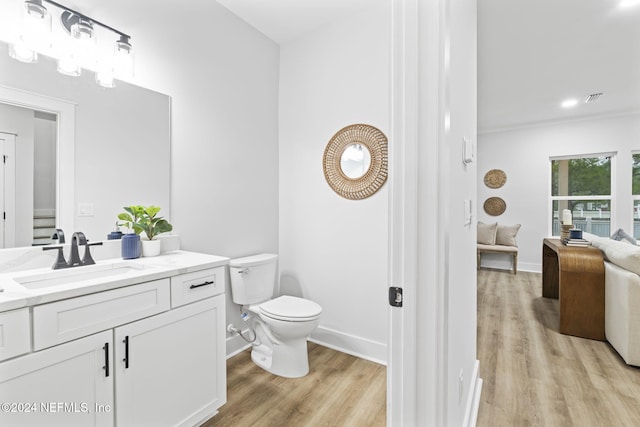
[{"left": 229, "top": 253, "right": 278, "bottom": 305}]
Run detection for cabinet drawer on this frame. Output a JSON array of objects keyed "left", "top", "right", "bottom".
[
  {"left": 33, "top": 279, "right": 170, "bottom": 350},
  {"left": 170, "top": 267, "right": 225, "bottom": 308},
  {"left": 0, "top": 308, "right": 30, "bottom": 362}
]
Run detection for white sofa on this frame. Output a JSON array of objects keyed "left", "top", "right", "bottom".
[{"left": 587, "top": 234, "right": 640, "bottom": 366}]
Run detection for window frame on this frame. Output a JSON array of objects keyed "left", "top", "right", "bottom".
[
  {"left": 549, "top": 152, "right": 616, "bottom": 237},
  {"left": 631, "top": 151, "right": 640, "bottom": 238}
]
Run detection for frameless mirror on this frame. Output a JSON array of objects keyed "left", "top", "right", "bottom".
[
  {"left": 0, "top": 43, "right": 171, "bottom": 249},
  {"left": 340, "top": 144, "right": 371, "bottom": 179}
]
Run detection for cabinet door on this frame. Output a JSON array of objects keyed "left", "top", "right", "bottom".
[
  {"left": 115, "top": 295, "right": 226, "bottom": 427},
  {"left": 0, "top": 330, "right": 114, "bottom": 427}
]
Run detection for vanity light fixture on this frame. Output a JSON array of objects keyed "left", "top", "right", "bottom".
[{"left": 8, "top": 0, "right": 134, "bottom": 87}]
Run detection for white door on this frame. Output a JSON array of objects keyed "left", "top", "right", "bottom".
[
  {"left": 0, "top": 330, "right": 114, "bottom": 426},
  {"left": 114, "top": 296, "right": 226, "bottom": 427},
  {"left": 0, "top": 132, "right": 16, "bottom": 248}
]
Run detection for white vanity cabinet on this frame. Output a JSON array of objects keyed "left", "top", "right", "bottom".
[
  {"left": 0, "top": 262, "right": 227, "bottom": 427},
  {"left": 0, "top": 330, "right": 114, "bottom": 426},
  {"left": 114, "top": 295, "right": 226, "bottom": 426}
]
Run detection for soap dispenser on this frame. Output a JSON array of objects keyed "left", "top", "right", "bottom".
[{"left": 107, "top": 222, "right": 123, "bottom": 240}]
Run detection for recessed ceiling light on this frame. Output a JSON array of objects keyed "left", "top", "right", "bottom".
[
  {"left": 620, "top": 0, "right": 640, "bottom": 8},
  {"left": 561, "top": 99, "right": 578, "bottom": 108}
]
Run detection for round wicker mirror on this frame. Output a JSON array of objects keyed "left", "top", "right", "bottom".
[{"left": 323, "top": 124, "right": 388, "bottom": 200}]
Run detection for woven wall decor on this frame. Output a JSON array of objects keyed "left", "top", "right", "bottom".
[
  {"left": 323, "top": 124, "right": 388, "bottom": 200},
  {"left": 484, "top": 197, "right": 506, "bottom": 216},
  {"left": 484, "top": 169, "right": 507, "bottom": 189}
]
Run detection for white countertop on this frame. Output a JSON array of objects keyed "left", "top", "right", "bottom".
[{"left": 0, "top": 250, "right": 229, "bottom": 313}]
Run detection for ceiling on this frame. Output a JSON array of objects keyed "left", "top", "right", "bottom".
[
  {"left": 216, "top": 0, "right": 377, "bottom": 45},
  {"left": 218, "top": 0, "right": 640, "bottom": 133},
  {"left": 479, "top": 0, "right": 640, "bottom": 132},
  {"left": 7, "top": 0, "right": 634, "bottom": 133}
]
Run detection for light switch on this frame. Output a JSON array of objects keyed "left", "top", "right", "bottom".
[
  {"left": 78, "top": 202, "right": 94, "bottom": 217},
  {"left": 464, "top": 199, "right": 472, "bottom": 225},
  {"left": 462, "top": 137, "right": 474, "bottom": 164}
]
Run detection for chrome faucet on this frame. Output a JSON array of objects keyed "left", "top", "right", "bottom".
[{"left": 42, "top": 231, "right": 103, "bottom": 269}]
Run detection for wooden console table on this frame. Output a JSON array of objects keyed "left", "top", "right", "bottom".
[{"left": 542, "top": 238, "right": 605, "bottom": 340}]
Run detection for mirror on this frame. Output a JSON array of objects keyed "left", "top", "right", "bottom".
[
  {"left": 0, "top": 104, "right": 57, "bottom": 248},
  {"left": 0, "top": 43, "right": 171, "bottom": 249},
  {"left": 323, "top": 124, "right": 388, "bottom": 200},
  {"left": 340, "top": 144, "right": 371, "bottom": 179}
]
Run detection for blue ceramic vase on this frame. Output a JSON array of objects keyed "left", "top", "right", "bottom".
[{"left": 121, "top": 233, "right": 141, "bottom": 259}]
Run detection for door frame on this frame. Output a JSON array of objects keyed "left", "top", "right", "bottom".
[
  {"left": 0, "top": 85, "right": 76, "bottom": 236},
  {"left": 388, "top": 0, "right": 448, "bottom": 425},
  {"left": 0, "top": 133, "right": 16, "bottom": 248}
]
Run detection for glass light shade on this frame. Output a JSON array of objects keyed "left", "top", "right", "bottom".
[
  {"left": 22, "top": 0, "right": 52, "bottom": 52},
  {"left": 57, "top": 57, "right": 81, "bottom": 76},
  {"left": 70, "top": 19, "right": 97, "bottom": 69},
  {"left": 71, "top": 19, "right": 94, "bottom": 42},
  {"left": 95, "top": 69, "right": 115, "bottom": 88},
  {"left": 114, "top": 37, "right": 134, "bottom": 78},
  {"left": 9, "top": 41, "right": 37, "bottom": 63}
]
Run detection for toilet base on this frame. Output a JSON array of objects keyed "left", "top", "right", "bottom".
[{"left": 251, "top": 337, "right": 310, "bottom": 378}]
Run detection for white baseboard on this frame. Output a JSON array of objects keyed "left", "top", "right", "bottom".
[
  {"left": 225, "top": 325, "right": 387, "bottom": 366},
  {"left": 309, "top": 325, "right": 387, "bottom": 365},
  {"left": 519, "top": 262, "right": 541, "bottom": 273},
  {"left": 480, "top": 259, "right": 541, "bottom": 274},
  {"left": 462, "top": 360, "right": 483, "bottom": 427},
  {"left": 226, "top": 332, "right": 251, "bottom": 359}
]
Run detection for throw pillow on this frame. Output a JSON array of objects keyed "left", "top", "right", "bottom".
[
  {"left": 610, "top": 228, "right": 637, "bottom": 246},
  {"left": 477, "top": 222, "right": 498, "bottom": 245},
  {"left": 496, "top": 224, "right": 521, "bottom": 247}
]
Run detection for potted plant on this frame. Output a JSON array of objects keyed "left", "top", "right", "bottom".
[{"left": 118, "top": 205, "right": 172, "bottom": 257}]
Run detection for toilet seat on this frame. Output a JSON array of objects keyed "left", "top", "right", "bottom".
[{"left": 258, "top": 295, "right": 322, "bottom": 322}]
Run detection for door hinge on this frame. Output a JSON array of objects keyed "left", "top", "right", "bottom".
[{"left": 389, "top": 286, "right": 403, "bottom": 307}]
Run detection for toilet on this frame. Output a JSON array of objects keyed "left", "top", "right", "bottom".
[{"left": 229, "top": 253, "right": 322, "bottom": 378}]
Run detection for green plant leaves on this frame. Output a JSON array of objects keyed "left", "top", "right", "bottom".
[{"left": 118, "top": 205, "right": 172, "bottom": 240}]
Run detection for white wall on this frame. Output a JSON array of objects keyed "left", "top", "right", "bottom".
[
  {"left": 478, "top": 113, "right": 640, "bottom": 272},
  {"left": 443, "top": 0, "right": 479, "bottom": 423},
  {"left": 278, "top": 2, "right": 389, "bottom": 363},
  {"left": 96, "top": 1, "right": 280, "bottom": 350}
]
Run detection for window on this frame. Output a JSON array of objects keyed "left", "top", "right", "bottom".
[
  {"left": 551, "top": 155, "right": 613, "bottom": 237},
  {"left": 632, "top": 153, "right": 640, "bottom": 238}
]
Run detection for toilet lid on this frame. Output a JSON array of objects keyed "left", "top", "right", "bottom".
[{"left": 259, "top": 295, "right": 322, "bottom": 321}]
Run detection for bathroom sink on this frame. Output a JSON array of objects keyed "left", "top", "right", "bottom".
[{"left": 14, "top": 262, "right": 147, "bottom": 290}]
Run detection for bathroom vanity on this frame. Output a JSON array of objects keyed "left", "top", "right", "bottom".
[{"left": 0, "top": 250, "right": 228, "bottom": 426}]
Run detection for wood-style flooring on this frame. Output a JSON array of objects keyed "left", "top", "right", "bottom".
[
  {"left": 208, "top": 270, "right": 640, "bottom": 427},
  {"left": 477, "top": 269, "right": 640, "bottom": 426},
  {"left": 204, "top": 342, "right": 386, "bottom": 427}
]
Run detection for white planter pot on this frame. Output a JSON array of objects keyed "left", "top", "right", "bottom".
[{"left": 141, "top": 239, "right": 161, "bottom": 257}]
